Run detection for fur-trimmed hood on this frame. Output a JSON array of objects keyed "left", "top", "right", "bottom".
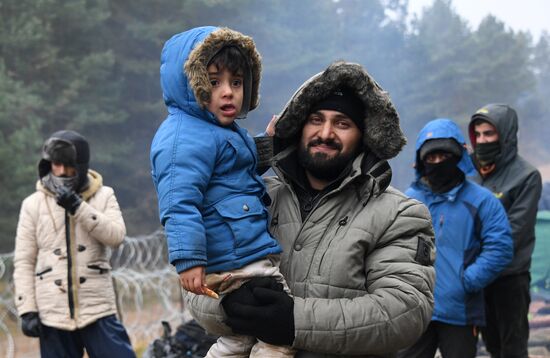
[
  {"left": 160, "top": 26, "right": 261, "bottom": 123},
  {"left": 274, "top": 61, "right": 406, "bottom": 160}
]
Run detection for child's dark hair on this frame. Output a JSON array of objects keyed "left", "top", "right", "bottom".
[{"left": 208, "top": 46, "right": 248, "bottom": 75}]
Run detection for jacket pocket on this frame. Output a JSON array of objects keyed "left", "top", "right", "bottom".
[
  {"left": 214, "top": 195, "right": 269, "bottom": 255},
  {"left": 87, "top": 263, "right": 111, "bottom": 274},
  {"left": 36, "top": 267, "right": 53, "bottom": 280}
]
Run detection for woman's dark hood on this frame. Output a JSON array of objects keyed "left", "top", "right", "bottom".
[
  {"left": 274, "top": 61, "right": 406, "bottom": 160},
  {"left": 160, "top": 26, "right": 262, "bottom": 122}
]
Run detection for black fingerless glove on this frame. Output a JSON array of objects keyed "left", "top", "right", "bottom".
[
  {"left": 21, "top": 312, "right": 42, "bottom": 337},
  {"left": 56, "top": 187, "right": 82, "bottom": 214},
  {"left": 224, "top": 279, "right": 294, "bottom": 346}
]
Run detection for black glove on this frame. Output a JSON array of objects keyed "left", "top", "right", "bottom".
[
  {"left": 223, "top": 278, "right": 294, "bottom": 346},
  {"left": 222, "top": 277, "right": 283, "bottom": 311},
  {"left": 21, "top": 312, "right": 42, "bottom": 337},
  {"left": 56, "top": 187, "right": 82, "bottom": 214}
]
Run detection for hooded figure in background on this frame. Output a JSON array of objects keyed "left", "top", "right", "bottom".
[
  {"left": 13, "top": 130, "right": 135, "bottom": 358},
  {"left": 469, "top": 104, "right": 542, "bottom": 358},
  {"left": 398, "top": 119, "right": 513, "bottom": 358},
  {"left": 185, "top": 60, "right": 437, "bottom": 357}
]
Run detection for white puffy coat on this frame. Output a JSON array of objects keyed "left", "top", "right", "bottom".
[{"left": 13, "top": 170, "right": 126, "bottom": 330}]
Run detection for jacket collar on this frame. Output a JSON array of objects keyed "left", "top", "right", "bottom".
[{"left": 413, "top": 178, "right": 465, "bottom": 203}]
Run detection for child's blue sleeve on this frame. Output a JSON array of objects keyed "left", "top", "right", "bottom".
[{"left": 151, "top": 120, "right": 217, "bottom": 273}]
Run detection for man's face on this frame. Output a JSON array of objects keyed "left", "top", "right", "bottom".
[
  {"left": 51, "top": 162, "right": 77, "bottom": 177},
  {"left": 474, "top": 121, "right": 499, "bottom": 144},
  {"left": 206, "top": 63, "right": 244, "bottom": 127},
  {"left": 299, "top": 109, "right": 362, "bottom": 181}
]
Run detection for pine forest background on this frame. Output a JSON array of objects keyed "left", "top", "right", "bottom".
[{"left": 1, "top": 0, "right": 550, "bottom": 252}]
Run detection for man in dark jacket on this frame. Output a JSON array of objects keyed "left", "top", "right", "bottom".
[
  {"left": 184, "top": 61, "right": 436, "bottom": 357},
  {"left": 469, "top": 103, "right": 542, "bottom": 358}
]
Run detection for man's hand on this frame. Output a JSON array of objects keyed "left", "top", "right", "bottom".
[
  {"left": 223, "top": 277, "right": 295, "bottom": 346},
  {"left": 55, "top": 187, "right": 82, "bottom": 214},
  {"left": 222, "top": 277, "right": 282, "bottom": 309},
  {"left": 179, "top": 266, "right": 207, "bottom": 295},
  {"left": 21, "top": 312, "right": 41, "bottom": 337},
  {"left": 265, "top": 115, "right": 279, "bottom": 136}
]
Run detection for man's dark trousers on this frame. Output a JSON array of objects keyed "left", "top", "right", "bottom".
[
  {"left": 397, "top": 321, "right": 478, "bottom": 358},
  {"left": 482, "top": 272, "right": 531, "bottom": 358},
  {"left": 39, "top": 314, "right": 135, "bottom": 358}
]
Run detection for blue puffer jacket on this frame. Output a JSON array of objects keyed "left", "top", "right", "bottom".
[
  {"left": 406, "top": 119, "right": 513, "bottom": 326},
  {"left": 150, "top": 26, "right": 281, "bottom": 274}
]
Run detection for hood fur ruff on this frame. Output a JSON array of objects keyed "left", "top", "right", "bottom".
[
  {"left": 275, "top": 61, "right": 406, "bottom": 160},
  {"left": 184, "top": 27, "right": 262, "bottom": 111}
]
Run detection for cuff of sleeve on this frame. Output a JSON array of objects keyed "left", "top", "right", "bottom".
[{"left": 174, "top": 259, "right": 206, "bottom": 274}]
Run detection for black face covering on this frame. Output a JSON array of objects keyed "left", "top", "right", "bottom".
[
  {"left": 474, "top": 141, "right": 501, "bottom": 166},
  {"left": 423, "top": 156, "right": 464, "bottom": 193},
  {"left": 41, "top": 173, "right": 79, "bottom": 195}
]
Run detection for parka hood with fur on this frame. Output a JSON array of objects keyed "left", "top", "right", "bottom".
[
  {"left": 160, "top": 26, "right": 261, "bottom": 123},
  {"left": 274, "top": 61, "right": 406, "bottom": 160}
]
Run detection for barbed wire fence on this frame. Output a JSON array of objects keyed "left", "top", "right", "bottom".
[
  {"left": 2, "top": 230, "right": 549, "bottom": 357},
  {"left": 0, "top": 230, "right": 191, "bottom": 358}
]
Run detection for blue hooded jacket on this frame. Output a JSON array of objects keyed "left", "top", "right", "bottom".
[
  {"left": 406, "top": 119, "right": 513, "bottom": 326},
  {"left": 150, "top": 26, "right": 281, "bottom": 274}
]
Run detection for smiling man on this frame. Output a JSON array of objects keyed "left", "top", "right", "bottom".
[{"left": 185, "top": 61, "right": 437, "bottom": 357}]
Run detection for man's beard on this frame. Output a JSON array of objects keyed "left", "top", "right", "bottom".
[{"left": 298, "top": 138, "right": 357, "bottom": 182}]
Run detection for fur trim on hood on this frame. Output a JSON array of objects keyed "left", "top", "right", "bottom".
[
  {"left": 274, "top": 61, "right": 406, "bottom": 160},
  {"left": 184, "top": 27, "right": 262, "bottom": 111}
]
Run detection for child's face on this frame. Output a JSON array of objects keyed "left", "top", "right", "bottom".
[{"left": 206, "top": 64, "right": 244, "bottom": 126}]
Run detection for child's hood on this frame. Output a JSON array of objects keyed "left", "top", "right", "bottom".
[{"left": 160, "top": 26, "right": 262, "bottom": 120}]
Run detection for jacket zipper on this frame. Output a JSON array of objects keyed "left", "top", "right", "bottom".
[{"left": 65, "top": 210, "right": 75, "bottom": 319}]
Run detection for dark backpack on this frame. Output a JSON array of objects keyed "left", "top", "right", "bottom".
[{"left": 143, "top": 320, "right": 218, "bottom": 358}]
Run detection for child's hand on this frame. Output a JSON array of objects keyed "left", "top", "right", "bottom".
[
  {"left": 179, "top": 266, "right": 206, "bottom": 295},
  {"left": 266, "top": 115, "right": 279, "bottom": 136}
]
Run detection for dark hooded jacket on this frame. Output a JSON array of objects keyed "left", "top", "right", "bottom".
[
  {"left": 185, "top": 61, "right": 436, "bottom": 357},
  {"left": 150, "top": 26, "right": 281, "bottom": 274},
  {"left": 469, "top": 104, "right": 542, "bottom": 276}
]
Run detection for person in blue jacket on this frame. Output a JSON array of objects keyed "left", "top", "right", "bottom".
[
  {"left": 398, "top": 118, "right": 513, "bottom": 358},
  {"left": 150, "top": 26, "right": 293, "bottom": 357}
]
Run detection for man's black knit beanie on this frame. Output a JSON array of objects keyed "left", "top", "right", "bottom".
[{"left": 310, "top": 88, "right": 365, "bottom": 132}]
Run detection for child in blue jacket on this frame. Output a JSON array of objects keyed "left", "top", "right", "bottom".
[
  {"left": 398, "top": 119, "right": 513, "bottom": 358},
  {"left": 150, "top": 26, "right": 293, "bottom": 357}
]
